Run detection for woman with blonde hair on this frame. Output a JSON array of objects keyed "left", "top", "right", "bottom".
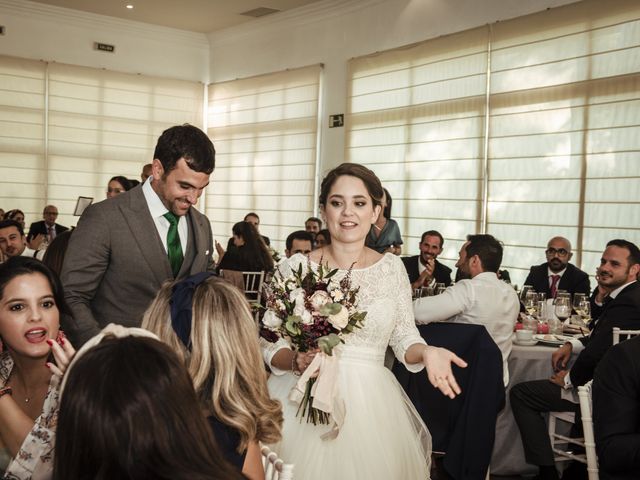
[{"left": 142, "top": 273, "right": 282, "bottom": 480}]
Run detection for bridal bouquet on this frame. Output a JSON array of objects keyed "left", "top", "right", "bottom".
[{"left": 260, "top": 259, "right": 366, "bottom": 426}]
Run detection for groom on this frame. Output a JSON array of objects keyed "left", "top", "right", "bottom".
[{"left": 61, "top": 124, "right": 216, "bottom": 345}]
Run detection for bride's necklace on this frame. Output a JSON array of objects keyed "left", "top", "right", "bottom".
[
  {"left": 8, "top": 369, "right": 37, "bottom": 404},
  {"left": 321, "top": 247, "right": 367, "bottom": 270}
]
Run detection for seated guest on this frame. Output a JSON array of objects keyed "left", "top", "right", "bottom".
[
  {"left": 141, "top": 163, "right": 152, "bottom": 182},
  {"left": 0, "top": 257, "right": 75, "bottom": 479},
  {"left": 304, "top": 216, "right": 322, "bottom": 238},
  {"left": 4, "top": 209, "right": 25, "bottom": 230},
  {"left": 511, "top": 239, "right": 640, "bottom": 480},
  {"left": 524, "top": 236, "right": 590, "bottom": 299},
  {"left": 366, "top": 188, "right": 402, "bottom": 255},
  {"left": 26, "top": 205, "right": 68, "bottom": 250},
  {"left": 402, "top": 230, "right": 452, "bottom": 289},
  {"left": 106, "top": 175, "right": 133, "bottom": 199},
  {"left": 0, "top": 220, "right": 37, "bottom": 259},
  {"left": 593, "top": 335, "right": 640, "bottom": 480},
  {"left": 216, "top": 221, "right": 274, "bottom": 273},
  {"left": 42, "top": 230, "right": 73, "bottom": 277},
  {"left": 54, "top": 326, "right": 243, "bottom": 480},
  {"left": 590, "top": 273, "right": 613, "bottom": 329},
  {"left": 315, "top": 228, "right": 331, "bottom": 248},
  {"left": 414, "top": 234, "right": 519, "bottom": 386},
  {"left": 285, "top": 230, "right": 313, "bottom": 258},
  {"left": 226, "top": 212, "right": 270, "bottom": 251},
  {"left": 143, "top": 274, "right": 283, "bottom": 479}
]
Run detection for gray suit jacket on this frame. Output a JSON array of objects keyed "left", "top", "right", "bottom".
[{"left": 61, "top": 186, "right": 215, "bottom": 345}]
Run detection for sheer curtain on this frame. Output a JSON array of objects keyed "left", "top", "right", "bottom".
[
  {"left": 0, "top": 56, "right": 46, "bottom": 224},
  {"left": 0, "top": 56, "right": 204, "bottom": 231},
  {"left": 47, "top": 63, "right": 203, "bottom": 228},
  {"left": 347, "top": 0, "right": 640, "bottom": 287},
  {"left": 207, "top": 65, "right": 322, "bottom": 252}
]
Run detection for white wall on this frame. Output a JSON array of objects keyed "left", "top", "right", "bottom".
[
  {"left": 207, "top": 0, "right": 580, "bottom": 174},
  {"left": 0, "top": 0, "right": 209, "bottom": 82}
]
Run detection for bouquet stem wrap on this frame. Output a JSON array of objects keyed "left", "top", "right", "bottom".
[{"left": 288, "top": 351, "right": 346, "bottom": 440}]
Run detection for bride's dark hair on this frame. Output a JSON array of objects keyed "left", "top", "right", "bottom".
[{"left": 318, "top": 163, "right": 384, "bottom": 208}]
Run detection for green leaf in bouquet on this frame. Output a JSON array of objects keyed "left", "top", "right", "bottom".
[
  {"left": 351, "top": 311, "right": 367, "bottom": 325},
  {"left": 324, "top": 268, "right": 338, "bottom": 279},
  {"left": 319, "top": 302, "right": 342, "bottom": 316},
  {"left": 285, "top": 315, "right": 302, "bottom": 336},
  {"left": 317, "top": 333, "right": 341, "bottom": 355}
]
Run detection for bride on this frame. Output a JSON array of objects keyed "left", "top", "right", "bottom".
[{"left": 261, "top": 163, "right": 466, "bottom": 479}]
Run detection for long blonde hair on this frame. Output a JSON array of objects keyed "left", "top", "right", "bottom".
[{"left": 142, "top": 277, "right": 282, "bottom": 450}]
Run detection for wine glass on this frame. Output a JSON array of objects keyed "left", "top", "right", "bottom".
[
  {"left": 573, "top": 293, "right": 587, "bottom": 314},
  {"left": 554, "top": 296, "right": 571, "bottom": 326},
  {"left": 520, "top": 285, "right": 533, "bottom": 303},
  {"left": 524, "top": 290, "right": 539, "bottom": 317},
  {"left": 575, "top": 300, "right": 591, "bottom": 333}
]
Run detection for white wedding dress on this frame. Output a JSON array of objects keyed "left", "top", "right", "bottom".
[{"left": 262, "top": 253, "right": 432, "bottom": 480}]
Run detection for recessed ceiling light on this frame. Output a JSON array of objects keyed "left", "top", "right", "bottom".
[{"left": 126, "top": 4, "right": 133, "bottom": 9}]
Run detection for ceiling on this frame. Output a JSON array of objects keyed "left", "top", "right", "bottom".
[{"left": 29, "top": 0, "right": 326, "bottom": 34}]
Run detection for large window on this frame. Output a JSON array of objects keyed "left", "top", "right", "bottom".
[
  {"left": 0, "top": 55, "right": 203, "bottom": 231},
  {"left": 347, "top": 0, "right": 640, "bottom": 287},
  {"left": 207, "top": 65, "right": 322, "bottom": 252}
]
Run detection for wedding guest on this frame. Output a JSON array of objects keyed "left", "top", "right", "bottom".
[
  {"left": 523, "top": 236, "right": 590, "bottom": 299},
  {"left": 593, "top": 335, "right": 640, "bottom": 480},
  {"left": 304, "top": 217, "right": 322, "bottom": 237},
  {"left": 314, "top": 229, "right": 331, "bottom": 248},
  {"left": 402, "top": 230, "right": 452, "bottom": 289},
  {"left": 216, "top": 221, "right": 274, "bottom": 273},
  {"left": 0, "top": 256, "right": 75, "bottom": 479},
  {"left": 0, "top": 220, "right": 37, "bottom": 259},
  {"left": 366, "top": 188, "right": 403, "bottom": 255},
  {"left": 106, "top": 175, "right": 133, "bottom": 199},
  {"left": 141, "top": 163, "right": 152, "bottom": 182},
  {"left": 143, "top": 274, "right": 283, "bottom": 479},
  {"left": 42, "top": 230, "right": 73, "bottom": 277},
  {"left": 511, "top": 239, "right": 640, "bottom": 480},
  {"left": 26, "top": 205, "right": 68, "bottom": 252},
  {"left": 261, "top": 162, "right": 466, "bottom": 480},
  {"left": 53, "top": 326, "right": 243, "bottom": 480},
  {"left": 4, "top": 209, "right": 25, "bottom": 230},
  {"left": 285, "top": 230, "right": 313, "bottom": 258},
  {"left": 244, "top": 212, "right": 270, "bottom": 246},
  {"left": 414, "top": 234, "right": 520, "bottom": 386}
]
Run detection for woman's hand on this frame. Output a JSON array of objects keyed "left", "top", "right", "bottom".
[
  {"left": 294, "top": 349, "right": 319, "bottom": 375},
  {"left": 46, "top": 333, "right": 76, "bottom": 377},
  {"left": 422, "top": 346, "right": 467, "bottom": 399},
  {"left": 215, "top": 240, "right": 225, "bottom": 258}
]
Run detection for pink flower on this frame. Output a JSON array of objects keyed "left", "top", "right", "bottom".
[{"left": 328, "top": 305, "right": 349, "bottom": 329}]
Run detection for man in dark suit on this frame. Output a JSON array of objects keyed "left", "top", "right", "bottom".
[
  {"left": 524, "top": 236, "right": 591, "bottom": 299},
  {"left": 593, "top": 335, "right": 640, "bottom": 480},
  {"left": 402, "top": 230, "right": 452, "bottom": 290},
  {"left": 510, "top": 239, "right": 640, "bottom": 480},
  {"left": 26, "top": 205, "right": 68, "bottom": 247},
  {"left": 61, "top": 124, "right": 216, "bottom": 345}
]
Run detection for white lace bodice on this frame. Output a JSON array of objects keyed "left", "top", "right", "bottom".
[{"left": 262, "top": 253, "right": 426, "bottom": 373}]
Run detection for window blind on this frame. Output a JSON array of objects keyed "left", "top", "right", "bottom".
[
  {"left": 0, "top": 55, "right": 46, "bottom": 225},
  {"left": 207, "top": 65, "right": 322, "bottom": 253}
]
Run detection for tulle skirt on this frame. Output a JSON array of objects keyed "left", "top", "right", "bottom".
[{"left": 268, "top": 346, "right": 432, "bottom": 480}]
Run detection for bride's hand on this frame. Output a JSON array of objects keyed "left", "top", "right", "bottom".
[
  {"left": 294, "top": 349, "right": 319, "bottom": 375},
  {"left": 46, "top": 332, "right": 76, "bottom": 377},
  {"left": 422, "top": 346, "right": 467, "bottom": 399}
]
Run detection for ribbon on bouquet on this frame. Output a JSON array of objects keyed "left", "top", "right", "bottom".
[{"left": 288, "top": 351, "right": 346, "bottom": 440}]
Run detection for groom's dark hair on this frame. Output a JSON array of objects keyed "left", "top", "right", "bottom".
[{"left": 153, "top": 124, "right": 215, "bottom": 175}]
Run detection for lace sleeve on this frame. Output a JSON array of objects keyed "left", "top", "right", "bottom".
[{"left": 388, "top": 256, "right": 427, "bottom": 373}]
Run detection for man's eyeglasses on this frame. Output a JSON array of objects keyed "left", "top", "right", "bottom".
[{"left": 546, "top": 248, "right": 569, "bottom": 257}]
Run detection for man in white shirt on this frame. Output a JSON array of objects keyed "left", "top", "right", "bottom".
[
  {"left": 0, "top": 220, "right": 37, "bottom": 259},
  {"left": 414, "top": 234, "right": 519, "bottom": 386},
  {"left": 61, "top": 124, "right": 216, "bottom": 345}
]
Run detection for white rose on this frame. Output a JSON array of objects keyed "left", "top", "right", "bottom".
[
  {"left": 291, "top": 288, "right": 307, "bottom": 316},
  {"left": 331, "top": 289, "right": 344, "bottom": 302},
  {"left": 263, "top": 310, "right": 283, "bottom": 329},
  {"left": 328, "top": 305, "right": 349, "bottom": 330},
  {"left": 309, "top": 290, "right": 331, "bottom": 311},
  {"left": 300, "top": 309, "right": 314, "bottom": 325}
]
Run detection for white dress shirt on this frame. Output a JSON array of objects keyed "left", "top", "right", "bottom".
[
  {"left": 142, "top": 178, "right": 188, "bottom": 254},
  {"left": 413, "top": 271, "right": 520, "bottom": 386}
]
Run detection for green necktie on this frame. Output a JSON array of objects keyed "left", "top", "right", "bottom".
[{"left": 164, "top": 212, "right": 183, "bottom": 277}]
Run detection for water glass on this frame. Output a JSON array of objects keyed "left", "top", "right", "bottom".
[
  {"left": 523, "top": 315, "right": 538, "bottom": 333},
  {"left": 548, "top": 317, "right": 563, "bottom": 335}
]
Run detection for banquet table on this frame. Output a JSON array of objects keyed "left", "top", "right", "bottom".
[{"left": 490, "top": 338, "right": 579, "bottom": 476}]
